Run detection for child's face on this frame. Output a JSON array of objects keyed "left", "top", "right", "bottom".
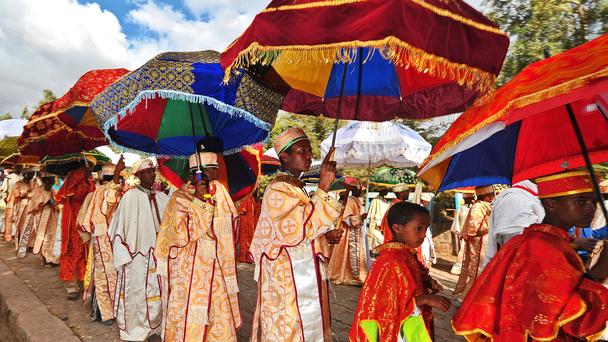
[{"left": 392, "top": 212, "right": 431, "bottom": 248}]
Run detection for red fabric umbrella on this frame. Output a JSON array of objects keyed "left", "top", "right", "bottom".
[
  {"left": 18, "top": 69, "right": 129, "bottom": 157},
  {"left": 221, "top": 0, "right": 509, "bottom": 122}
]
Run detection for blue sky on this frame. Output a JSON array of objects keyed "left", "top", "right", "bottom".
[{"left": 0, "top": 0, "right": 485, "bottom": 117}]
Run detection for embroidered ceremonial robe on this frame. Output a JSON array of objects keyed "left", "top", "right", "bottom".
[
  {"left": 35, "top": 190, "right": 61, "bottom": 264},
  {"left": 250, "top": 174, "right": 342, "bottom": 342},
  {"left": 454, "top": 200, "right": 491, "bottom": 295},
  {"left": 81, "top": 182, "right": 124, "bottom": 321},
  {"left": 56, "top": 169, "right": 95, "bottom": 282},
  {"left": 17, "top": 183, "right": 50, "bottom": 258},
  {"left": 236, "top": 194, "right": 260, "bottom": 263},
  {"left": 156, "top": 181, "right": 241, "bottom": 341},
  {"left": 453, "top": 224, "right": 608, "bottom": 341},
  {"left": 4, "top": 180, "right": 33, "bottom": 242},
  {"left": 1, "top": 173, "right": 23, "bottom": 237},
  {"left": 366, "top": 196, "right": 391, "bottom": 250},
  {"left": 350, "top": 242, "right": 435, "bottom": 342},
  {"left": 110, "top": 186, "right": 169, "bottom": 341},
  {"left": 328, "top": 196, "right": 368, "bottom": 285}
]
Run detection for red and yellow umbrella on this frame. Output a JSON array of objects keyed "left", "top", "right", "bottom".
[
  {"left": 418, "top": 34, "right": 608, "bottom": 192},
  {"left": 221, "top": 0, "right": 509, "bottom": 123},
  {"left": 18, "top": 68, "right": 129, "bottom": 157}
]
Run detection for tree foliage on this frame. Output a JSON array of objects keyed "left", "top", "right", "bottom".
[
  {"left": 484, "top": 0, "right": 608, "bottom": 84},
  {"left": 0, "top": 113, "right": 12, "bottom": 121},
  {"left": 39, "top": 89, "right": 57, "bottom": 106}
]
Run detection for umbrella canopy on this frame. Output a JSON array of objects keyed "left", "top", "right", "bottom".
[
  {"left": 320, "top": 121, "right": 432, "bottom": 168},
  {"left": 41, "top": 150, "right": 111, "bottom": 176},
  {"left": 370, "top": 167, "right": 417, "bottom": 187},
  {"left": 221, "top": 0, "right": 509, "bottom": 121},
  {"left": 418, "top": 34, "right": 608, "bottom": 191},
  {"left": 158, "top": 146, "right": 261, "bottom": 201},
  {"left": 92, "top": 50, "right": 283, "bottom": 156},
  {"left": 18, "top": 69, "right": 129, "bottom": 157},
  {"left": 261, "top": 154, "right": 281, "bottom": 175},
  {"left": 300, "top": 165, "right": 343, "bottom": 184},
  {"left": 1, "top": 153, "right": 40, "bottom": 168}
]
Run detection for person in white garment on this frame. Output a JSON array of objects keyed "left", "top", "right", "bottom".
[
  {"left": 482, "top": 180, "right": 545, "bottom": 269},
  {"left": 109, "top": 158, "right": 170, "bottom": 341},
  {"left": 450, "top": 191, "right": 475, "bottom": 275}
]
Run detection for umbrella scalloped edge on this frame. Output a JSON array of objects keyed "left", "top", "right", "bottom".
[{"left": 102, "top": 89, "right": 273, "bottom": 157}]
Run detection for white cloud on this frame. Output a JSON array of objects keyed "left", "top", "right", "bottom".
[
  {"left": 127, "top": 0, "right": 266, "bottom": 52},
  {"left": 0, "top": 0, "right": 133, "bottom": 116},
  {"left": 0, "top": 0, "right": 266, "bottom": 117}
]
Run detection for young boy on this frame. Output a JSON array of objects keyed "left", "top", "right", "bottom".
[
  {"left": 453, "top": 170, "right": 608, "bottom": 341},
  {"left": 350, "top": 202, "right": 451, "bottom": 342}
]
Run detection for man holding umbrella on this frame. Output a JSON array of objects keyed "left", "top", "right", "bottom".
[
  {"left": 250, "top": 127, "right": 342, "bottom": 341},
  {"left": 156, "top": 151, "right": 241, "bottom": 341}
]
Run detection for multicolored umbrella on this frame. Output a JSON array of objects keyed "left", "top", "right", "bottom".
[
  {"left": 41, "top": 150, "right": 111, "bottom": 176},
  {"left": 221, "top": 0, "right": 509, "bottom": 125},
  {"left": 418, "top": 34, "right": 608, "bottom": 195},
  {"left": 158, "top": 146, "right": 261, "bottom": 202},
  {"left": 370, "top": 167, "right": 417, "bottom": 187},
  {"left": 18, "top": 69, "right": 129, "bottom": 157},
  {"left": 92, "top": 50, "right": 283, "bottom": 157}
]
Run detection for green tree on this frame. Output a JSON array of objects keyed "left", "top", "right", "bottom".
[
  {"left": 20, "top": 106, "right": 30, "bottom": 119},
  {"left": 38, "top": 89, "right": 57, "bottom": 106},
  {"left": 0, "top": 113, "right": 12, "bottom": 121},
  {"left": 484, "top": 0, "right": 608, "bottom": 84}
]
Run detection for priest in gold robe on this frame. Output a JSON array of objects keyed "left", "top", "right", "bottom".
[
  {"left": 156, "top": 152, "right": 241, "bottom": 341},
  {"left": 250, "top": 128, "right": 343, "bottom": 342}
]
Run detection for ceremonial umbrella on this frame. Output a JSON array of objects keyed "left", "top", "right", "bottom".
[
  {"left": 41, "top": 150, "right": 111, "bottom": 176},
  {"left": 0, "top": 153, "right": 40, "bottom": 168},
  {"left": 418, "top": 34, "right": 608, "bottom": 218},
  {"left": 92, "top": 50, "right": 283, "bottom": 159},
  {"left": 261, "top": 154, "right": 281, "bottom": 175},
  {"left": 0, "top": 119, "right": 27, "bottom": 160},
  {"left": 320, "top": 121, "right": 432, "bottom": 168},
  {"left": 369, "top": 167, "right": 417, "bottom": 187},
  {"left": 157, "top": 146, "right": 261, "bottom": 202},
  {"left": 221, "top": 0, "right": 509, "bottom": 147},
  {"left": 18, "top": 69, "right": 129, "bottom": 157}
]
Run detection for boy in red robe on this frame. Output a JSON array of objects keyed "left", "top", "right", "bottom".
[
  {"left": 453, "top": 170, "right": 608, "bottom": 341},
  {"left": 350, "top": 202, "right": 451, "bottom": 342}
]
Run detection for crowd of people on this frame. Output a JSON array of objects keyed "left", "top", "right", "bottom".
[{"left": 0, "top": 127, "right": 607, "bottom": 341}]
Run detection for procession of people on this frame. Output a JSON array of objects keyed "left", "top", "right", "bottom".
[{"left": 1, "top": 0, "right": 608, "bottom": 341}]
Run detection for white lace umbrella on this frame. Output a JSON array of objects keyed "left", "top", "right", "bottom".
[
  {"left": 96, "top": 145, "right": 142, "bottom": 168},
  {"left": 0, "top": 119, "right": 27, "bottom": 139},
  {"left": 320, "top": 121, "right": 431, "bottom": 168}
]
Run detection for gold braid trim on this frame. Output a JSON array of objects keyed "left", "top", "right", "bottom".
[
  {"left": 424, "top": 66, "right": 608, "bottom": 166},
  {"left": 25, "top": 101, "right": 90, "bottom": 127},
  {"left": 409, "top": 0, "right": 506, "bottom": 36},
  {"left": 260, "top": 0, "right": 506, "bottom": 37},
  {"left": 223, "top": 36, "right": 498, "bottom": 99},
  {"left": 262, "top": 0, "right": 365, "bottom": 12}
]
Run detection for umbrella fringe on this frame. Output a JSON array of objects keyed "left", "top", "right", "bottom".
[
  {"left": 222, "top": 36, "right": 498, "bottom": 105},
  {"left": 102, "top": 89, "right": 272, "bottom": 157}
]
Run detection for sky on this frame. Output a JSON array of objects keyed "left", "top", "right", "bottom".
[{"left": 0, "top": 0, "right": 484, "bottom": 117}]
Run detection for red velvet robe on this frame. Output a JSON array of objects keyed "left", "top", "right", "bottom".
[
  {"left": 56, "top": 168, "right": 95, "bottom": 282},
  {"left": 453, "top": 224, "right": 608, "bottom": 341},
  {"left": 350, "top": 242, "right": 434, "bottom": 342},
  {"left": 236, "top": 195, "right": 260, "bottom": 263}
]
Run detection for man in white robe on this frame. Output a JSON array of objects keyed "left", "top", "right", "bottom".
[
  {"left": 366, "top": 188, "right": 391, "bottom": 250},
  {"left": 482, "top": 180, "right": 545, "bottom": 269},
  {"left": 109, "top": 158, "right": 169, "bottom": 341}
]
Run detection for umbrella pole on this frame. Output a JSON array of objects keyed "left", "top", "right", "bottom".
[
  {"left": 330, "top": 62, "right": 350, "bottom": 149},
  {"left": 565, "top": 103, "right": 608, "bottom": 221},
  {"left": 189, "top": 102, "right": 202, "bottom": 180}
]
